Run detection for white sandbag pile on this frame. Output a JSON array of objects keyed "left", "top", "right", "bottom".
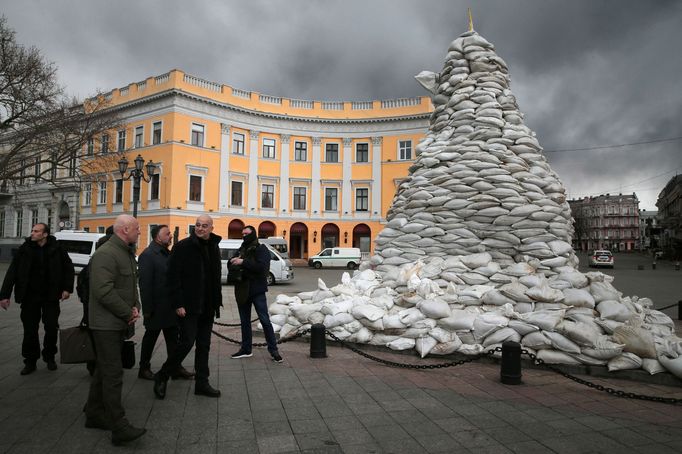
[{"left": 268, "top": 27, "right": 682, "bottom": 379}]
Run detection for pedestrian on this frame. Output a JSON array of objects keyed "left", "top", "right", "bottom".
[
  {"left": 153, "top": 215, "right": 223, "bottom": 399},
  {"left": 137, "top": 224, "right": 194, "bottom": 380},
  {"left": 83, "top": 214, "right": 146, "bottom": 446},
  {"left": 229, "top": 225, "right": 283, "bottom": 362},
  {"left": 0, "top": 223, "right": 74, "bottom": 375}
]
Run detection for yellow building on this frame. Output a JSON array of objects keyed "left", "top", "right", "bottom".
[{"left": 79, "top": 70, "right": 432, "bottom": 259}]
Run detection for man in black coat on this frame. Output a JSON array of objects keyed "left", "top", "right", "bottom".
[
  {"left": 137, "top": 224, "right": 194, "bottom": 380},
  {"left": 153, "top": 215, "right": 223, "bottom": 399},
  {"left": 0, "top": 223, "right": 74, "bottom": 375},
  {"left": 229, "top": 225, "right": 282, "bottom": 362}
]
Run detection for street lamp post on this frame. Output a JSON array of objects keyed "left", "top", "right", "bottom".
[{"left": 118, "top": 154, "right": 157, "bottom": 218}]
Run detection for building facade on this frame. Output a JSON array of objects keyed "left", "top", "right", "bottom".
[
  {"left": 74, "top": 70, "right": 432, "bottom": 258},
  {"left": 638, "top": 209, "right": 660, "bottom": 250},
  {"left": 656, "top": 175, "right": 682, "bottom": 257},
  {"left": 568, "top": 193, "right": 640, "bottom": 252}
]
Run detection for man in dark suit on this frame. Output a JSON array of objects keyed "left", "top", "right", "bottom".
[
  {"left": 137, "top": 224, "right": 194, "bottom": 380},
  {"left": 153, "top": 215, "right": 223, "bottom": 399},
  {"left": 0, "top": 223, "right": 74, "bottom": 375}
]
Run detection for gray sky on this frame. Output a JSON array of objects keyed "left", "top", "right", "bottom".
[{"left": 3, "top": 0, "right": 681, "bottom": 210}]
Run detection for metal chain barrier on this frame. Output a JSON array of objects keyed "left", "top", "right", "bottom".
[
  {"left": 522, "top": 349, "right": 682, "bottom": 405},
  {"left": 325, "top": 330, "right": 499, "bottom": 369},
  {"left": 211, "top": 327, "right": 311, "bottom": 347},
  {"left": 214, "top": 318, "right": 258, "bottom": 327}
]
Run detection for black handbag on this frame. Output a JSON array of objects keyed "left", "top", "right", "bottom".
[
  {"left": 121, "top": 340, "right": 135, "bottom": 369},
  {"left": 60, "top": 326, "right": 96, "bottom": 364}
]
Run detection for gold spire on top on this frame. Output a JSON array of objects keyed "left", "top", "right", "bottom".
[{"left": 467, "top": 8, "right": 474, "bottom": 31}]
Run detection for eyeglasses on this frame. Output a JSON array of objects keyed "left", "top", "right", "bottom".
[{"left": 195, "top": 223, "right": 211, "bottom": 229}]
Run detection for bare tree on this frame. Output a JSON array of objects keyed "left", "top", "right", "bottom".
[{"left": 0, "top": 16, "right": 121, "bottom": 190}]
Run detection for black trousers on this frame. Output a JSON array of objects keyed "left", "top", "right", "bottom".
[
  {"left": 159, "top": 312, "right": 213, "bottom": 384},
  {"left": 20, "top": 299, "right": 60, "bottom": 365},
  {"left": 139, "top": 326, "right": 179, "bottom": 370},
  {"left": 85, "top": 330, "right": 129, "bottom": 431}
]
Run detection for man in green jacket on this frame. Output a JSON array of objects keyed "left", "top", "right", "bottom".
[{"left": 84, "top": 214, "right": 146, "bottom": 446}]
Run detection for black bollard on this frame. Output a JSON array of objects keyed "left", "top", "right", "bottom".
[
  {"left": 652, "top": 261, "right": 657, "bottom": 270},
  {"left": 678, "top": 301, "right": 682, "bottom": 321},
  {"left": 310, "top": 323, "right": 327, "bottom": 358},
  {"left": 500, "top": 341, "right": 522, "bottom": 385}
]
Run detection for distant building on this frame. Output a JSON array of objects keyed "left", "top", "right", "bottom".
[
  {"left": 568, "top": 193, "right": 640, "bottom": 252},
  {"left": 638, "top": 209, "right": 660, "bottom": 250},
  {"left": 656, "top": 174, "right": 682, "bottom": 257}
]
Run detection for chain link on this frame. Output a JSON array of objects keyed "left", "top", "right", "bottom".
[
  {"left": 521, "top": 349, "right": 682, "bottom": 405},
  {"left": 211, "top": 327, "right": 311, "bottom": 347},
  {"left": 214, "top": 318, "right": 259, "bottom": 328}
]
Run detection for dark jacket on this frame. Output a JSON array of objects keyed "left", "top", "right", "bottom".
[
  {"left": 0, "top": 236, "right": 74, "bottom": 304},
  {"left": 239, "top": 241, "right": 270, "bottom": 296},
  {"left": 138, "top": 240, "right": 176, "bottom": 330},
  {"left": 88, "top": 234, "right": 140, "bottom": 331},
  {"left": 167, "top": 232, "right": 222, "bottom": 316}
]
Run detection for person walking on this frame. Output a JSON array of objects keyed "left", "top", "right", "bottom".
[
  {"left": 229, "top": 225, "right": 282, "bottom": 362},
  {"left": 0, "top": 223, "right": 74, "bottom": 375},
  {"left": 137, "top": 224, "right": 193, "bottom": 380},
  {"left": 84, "top": 214, "right": 146, "bottom": 446},
  {"left": 153, "top": 215, "right": 223, "bottom": 399}
]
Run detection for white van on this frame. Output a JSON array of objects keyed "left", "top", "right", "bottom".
[
  {"left": 219, "top": 239, "right": 294, "bottom": 286},
  {"left": 308, "top": 247, "right": 362, "bottom": 270},
  {"left": 54, "top": 230, "right": 106, "bottom": 273},
  {"left": 260, "top": 237, "right": 289, "bottom": 259}
]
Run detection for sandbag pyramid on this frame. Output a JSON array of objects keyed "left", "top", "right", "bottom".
[{"left": 268, "top": 24, "right": 682, "bottom": 378}]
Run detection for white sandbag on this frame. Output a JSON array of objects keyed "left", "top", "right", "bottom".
[
  {"left": 519, "top": 274, "right": 544, "bottom": 288},
  {"left": 321, "top": 299, "right": 355, "bottom": 316},
  {"left": 460, "top": 252, "right": 493, "bottom": 269},
  {"left": 417, "top": 298, "right": 452, "bottom": 319},
  {"left": 382, "top": 314, "right": 408, "bottom": 329},
  {"left": 349, "top": 327, "right": 373, "bottom": 343},
  {"left": 562, "top": 288, "right": 596, "bottom": 309},
  {"left": 644, "top": 310, "right": 675, "bottom": 330},
  {"left": 399, "top": 307, "right": 427, "bottom": 325},
  {"left": 536, "top": 350, "right": 581, "bottom": 365},
  {"left": 641, "top": 358, "right": 667, "bottom": 375},
  {"left": 590, "top": 281, "right": 621, "bottom": 303},
  {"left": 607, "top": 352, "right": 643, "bottom": 372},
  {"left": 557, "top": 319, "right": 601, "bottom": 347},
  {"left": 275, "top": 294, "right": 302, "bottom": 305},
  {"left": 581, "top": 336, "right": 625, "bottom": 360},
  {"left": 612, "top": 321, "right": 657, "bottom": 358},
  {"left": 312, "top": 290, "right": 335, "bottom": 303},
  {"left": 323, "top": 313, "right": 355, "bottom": 329},
  {"left": 268, "top": 303, "right": 291, "bottom": 316},
  {"left": 557, "top": 270, "right": 589, "bottom": 288},
  {"left": 342, "top": 320, "right": 363, "bottom": 333},
  {"left": 279, "top": 323, "right": 299, "bottom": 339},
  {"left": 458, "top": 344, "right": 485, "bottom": 355},
  {"left": 437, "top": 309, "right": 477, "bottom": 330},
  {"left": 594, "top": 318, "right": 622, "bottom": 335},
  {"left": 289, "top": 303, "right": 323, "bottom": 321},
  {"left": 430, "top": 339, "right": 463, "bottom": 355},
  {"left": 308, "top": 312, "right": 325, "bottom": 325},
  {"left": 543, "top": 331, "right": 581, "bottom": 354},
  {"left": 482, "top": 289, "right": 515, "bottom": 306},
  {"left": 499, "top": 282, "right": 532, "bottom": 302},
  {"left": 386, "top": 337, "right": 416, "bottom": 351},
  {"left": 502, "top": 262, "right": 536, "bottom": 277},
  {"left": 428, "top": 327, "right": 455, "bottom": 344},
  {"left": 548, "top": 240, "right": 573, "bottom": 256},
  {"left": 658, "top": 354, "right": 682, "bottom": 379},
  {"left": 522, "top": 331, "right": 552, "bottom": 349},
  {"left": 526, "top": 284, "right": 564, "bottom": 304},
  {"left": 508, "top": 320, "right": 540, "bottom": 336},
  {"left": 482, "top": 327, "right": 520, "bottom": 347},
  {"left": 517, "top": 309, "right": 565, "bottom": 331},
  {"left": 351, "top": 304, "right": 385, "bottom": 322},
  {"left": 569, "top": 353, "right": 608, "bottom": 366},
  {"left": 415, "top": 336, "right": 439, "bottom": 358},
  {"left": 358, "top": 316, "right": 384, "bottom": 331},
  {"left": 597, "top": 300, "right": 633, "bottom": 322}
]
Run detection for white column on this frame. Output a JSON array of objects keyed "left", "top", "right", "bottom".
[
  {"left": 311, "top": 137, "right": 322, "bottom": 215},
  {"left": 342, "top": 137, "right": 352, "bottom": 215},
  {"left": 372, "top": 136, "right": 383, "bottom": 218},
  {"left": 218, "top": 124, "right": 231, "bottom": 210},
  {"left": 247, "top": 130, "right": 259, "bottom": 211},
  {"left": 279, "top": 134, "right": 290, "bottom": 214}
]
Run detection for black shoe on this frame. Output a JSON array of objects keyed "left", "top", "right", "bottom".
[
  {"left": 171, "top": 367, "right": 195, "bottom": 380},
  {"left": 138, "top": 368, "right": 155, "bottom": 380},
  {"left": 20, "top": 364, "right": 36, "bottom": 375},
  {"left": 153, "top": 373, "right": 167, "bottom": 400},
  {"left": 46, "top": 360, "right": 58, "bottom": 371},
  {"left": 85, "top": 417, "right": 111, "bottom": 430},
  {"left": 230, "top": 350, "right": 252, "bottom": 359},
  {"left": 271, "top": 352, "right": 283, "bottom": 363},
  {"left": 194, "top": 383, "right": 221, "bottom": 398},
  {"left": 111, "top": 425, "right": 146, "bottom": 446}
]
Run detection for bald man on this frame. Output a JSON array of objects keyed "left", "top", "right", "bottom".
[
  {"left": 84, "top": 214, "right": 146, "bottom": 445},
  {"left": 153, "top": 215, "right": 223, "bottom": 399}
]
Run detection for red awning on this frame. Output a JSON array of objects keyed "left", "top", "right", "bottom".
[{"left": 289, "top": 222, "right": 308, "bottom": 234}]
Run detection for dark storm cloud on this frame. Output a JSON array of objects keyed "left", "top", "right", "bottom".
[{"left": 2, "top": 0, "right": 681, "bottom": 209}]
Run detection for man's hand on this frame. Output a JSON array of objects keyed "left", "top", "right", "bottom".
[
  {"left": 128, "top": 306, "right": 140, "bottom": 325},
  {"left": 176, "top": 307, "right": 186, "bottom": 317},
  {"left": 0, "top": 299, "right": 10, "bottom": 310},
  {"left": 61, "top": 291, "right": 70, "bottom": 301},
  {"left": 230, "top": 257, "right": 243, "bottom": 266}
]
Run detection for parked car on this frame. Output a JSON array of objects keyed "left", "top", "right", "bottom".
[
  {"left": 308, "top": 247, "right": 362, "bottom": 269},
  {"left": 260, "top": 236, "right": 289, "bottom": 259},
  {"left": 589, "top": 250, "right": 614, "bottom": 268},
  {"left": 54, "top": 230, "right": 106, "bottom": 273},
  {"left": 218, "top": 239, "right": 293, "bottom": 286}
]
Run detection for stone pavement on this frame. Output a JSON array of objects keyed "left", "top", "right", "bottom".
[{"left": 1, "top": 288, "right": 682, "bottom": 453}]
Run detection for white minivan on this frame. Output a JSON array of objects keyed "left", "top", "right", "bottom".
[
  {"left": 260, "top": 236, "right": 289, "bottom": 259},
  {"left": 54, "top": 230, "right": 106, "bottom": 273},
  {"left": 308, "top": 247, "right": 362, "bottom": 270},
  {"left": 219, "top": 239, "right": 294, "bottom": 286}
]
